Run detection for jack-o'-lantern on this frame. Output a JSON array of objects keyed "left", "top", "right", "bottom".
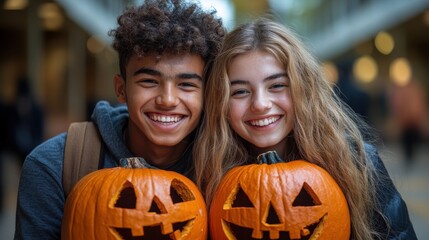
[
  {"left": 209, "top": 151, "right": 350, "bottom": 240},
  {"left": 62, "top": 158, "right": 207, "bottom": 240}
]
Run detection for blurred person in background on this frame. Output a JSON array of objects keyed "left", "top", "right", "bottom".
[
  {"left": 335, "top": 60, "right": 371, "bottom": 125},
  {"left": 0, "top": 75, "right": 44, "bottom": 213},
  {"left": 6, "top": 76, "right": 45, "bottom": 165},
  {"left": 388, "top": 79, "right": 428, "bottom": 166}
]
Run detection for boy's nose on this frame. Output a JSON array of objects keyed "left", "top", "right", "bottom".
[{"left": 156, "top": 84, "right": 179, "bottom": 107}]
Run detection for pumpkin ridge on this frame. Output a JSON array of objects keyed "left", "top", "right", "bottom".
[
  {"left": 105, "top": 169, "right": 128, "bottom": 237},
  {"left": 86, "top": 168, "right": 115, "bottom": 239},
  {"left": 62, "top": 168, "right": 103, "bottom": 239},
  {"left": 64, "top": 172, "right": 91, "bottom": 239},
  {"left": 87, "top": 168, "right": 114, "bottom": 239}
]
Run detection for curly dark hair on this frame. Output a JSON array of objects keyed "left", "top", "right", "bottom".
[{"left": 108, "top": 0, "right": 226, "bottom": 79}]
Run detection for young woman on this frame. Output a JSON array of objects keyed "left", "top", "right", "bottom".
[{"left": 194, "top": 18, "right": 416, "bottom": 239}]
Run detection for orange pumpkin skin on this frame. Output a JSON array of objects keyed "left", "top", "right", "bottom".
[
  {"left": 61, "top": 167, "right": 207, "bottom": 240},
  {"left": 209, "top": 157, "right": 350, "bottom": 240}
]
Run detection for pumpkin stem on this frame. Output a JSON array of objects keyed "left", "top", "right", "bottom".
[
  {"left": 256, "top": 151, "right": 284, "bottom": 164},
  {"left": 120, "top": 157, "right": 156, "bottom": 169}
]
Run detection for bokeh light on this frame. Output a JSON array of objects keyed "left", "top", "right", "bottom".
[
  {"left": 87, "top": 36, "right": 105, "bottom": 55},
  {"left": 353, "top": 55, "right": 378, "bottom": 83},
  {"left": 375, "top": 31, "right": 394, "bottom": 55},
  {"left": 390, "top": 57, "right": 412, "bottom": 86},
  {"left": 3, "top": 0, "right": 27, "bottom": 10},
  {"left": 38, "top": 3, "right": 63, "bottom": 31}
]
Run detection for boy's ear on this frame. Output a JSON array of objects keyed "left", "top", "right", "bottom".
[{"left": 114, "top": 74, "right": 126, "bottom": 103}]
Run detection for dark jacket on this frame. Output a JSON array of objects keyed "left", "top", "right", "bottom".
[{"left": 366, "top": 144, "right": 417, "bottom": 239}]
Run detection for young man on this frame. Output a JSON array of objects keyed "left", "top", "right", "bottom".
[{"left": 14, "top": 0, "right": 225, "bottom": 239}]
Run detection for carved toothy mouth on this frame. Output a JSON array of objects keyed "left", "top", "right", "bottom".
[
  {"left": 111, "top": 218, "right": 195, "bottom": 240},
  {"left": 222, "top": 214, "right": 327, "bottom": 240}
]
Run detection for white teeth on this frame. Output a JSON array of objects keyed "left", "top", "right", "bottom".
[
  {"left": 249, "top": 116, "right": 280, "bottom": 126},
  {"left": 149, "top": 114, "right": 182, "bottom": 123}
]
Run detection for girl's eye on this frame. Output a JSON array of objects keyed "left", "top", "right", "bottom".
[
  {"left": 231, "top": 89, "right": 250, "bottom": 96},
  {"left": 270, "top": 83, "right": 288, "bottom": 90}
]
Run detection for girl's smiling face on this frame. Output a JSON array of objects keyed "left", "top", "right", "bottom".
[{"left": 227, "top": 50, "right": 294, "bottom": 155}]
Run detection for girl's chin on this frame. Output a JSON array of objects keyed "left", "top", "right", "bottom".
[{"left": 247, "top": 138, "right": 288, "bottom": 155}]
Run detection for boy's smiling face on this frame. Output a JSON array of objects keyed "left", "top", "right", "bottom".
[{"left": 115, "top": 52, "right": 204, "bottom": 149}]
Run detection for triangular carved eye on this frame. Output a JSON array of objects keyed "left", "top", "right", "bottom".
[
  {"left": 265, "top": 202, "right": 281, "bottom": 224},
  {"left": 114, "top": 181, "right": 136, "bottom": 209},
  {"left": 231, "top": 184, "right": 254, "bottom": 208},
  {"left": 148, "top": 196, "right": 166, "bottom": 214},
  {"left": 292, "top": 182, "right": 321, "bottom": 206},
  {"left": 170, "top": 178, "right": 195, "bottom": 204}
]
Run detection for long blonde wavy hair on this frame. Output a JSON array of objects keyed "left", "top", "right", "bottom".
[{"left": 193, "top": 18, "right": 383, "bottom": 240}]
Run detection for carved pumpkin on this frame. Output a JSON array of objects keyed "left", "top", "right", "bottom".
[
  {"left": 61, "top": 158, "right": 207, "bottom": 240},
  {"left": 209, "top": 151, "right": 350, "bottom": 240}
]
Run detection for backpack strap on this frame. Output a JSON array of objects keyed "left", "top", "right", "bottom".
[{"left": 63, "top": 121, "right": 103, "bottom": 196}]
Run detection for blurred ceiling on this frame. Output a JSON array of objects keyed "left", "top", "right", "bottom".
[{"left": 1, "top": 0, "right": 429, "bottom": 60}]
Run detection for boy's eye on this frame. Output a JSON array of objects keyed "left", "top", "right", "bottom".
[
  {"left": 138, "top": 79, "right": 157, "bottom": 86},
  {"left": 178, "top": 81, "right": 202, "bottom": 92}
]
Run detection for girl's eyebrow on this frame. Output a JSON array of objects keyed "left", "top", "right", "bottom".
[
  {"left": 230, "top": 79, "right": 248, "bottom": 85},
  {"left": 230, "top": 72, "right": 288, "bottom": 85},
  {"left": 265, "top": 72, "right": 287, "bottom": 81}
]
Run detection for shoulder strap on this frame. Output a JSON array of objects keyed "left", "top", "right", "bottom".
[{"left": 63, "top": 121, "right": 102, "bottom": 196}]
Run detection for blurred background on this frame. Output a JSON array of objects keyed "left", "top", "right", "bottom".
[{"left": 1, "top": 0, "right": 428, "bottom": 238}]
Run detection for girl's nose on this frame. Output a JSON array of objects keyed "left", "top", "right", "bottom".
[{"left": 250, "top": 92, "right": 272, "bottom": 112}]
